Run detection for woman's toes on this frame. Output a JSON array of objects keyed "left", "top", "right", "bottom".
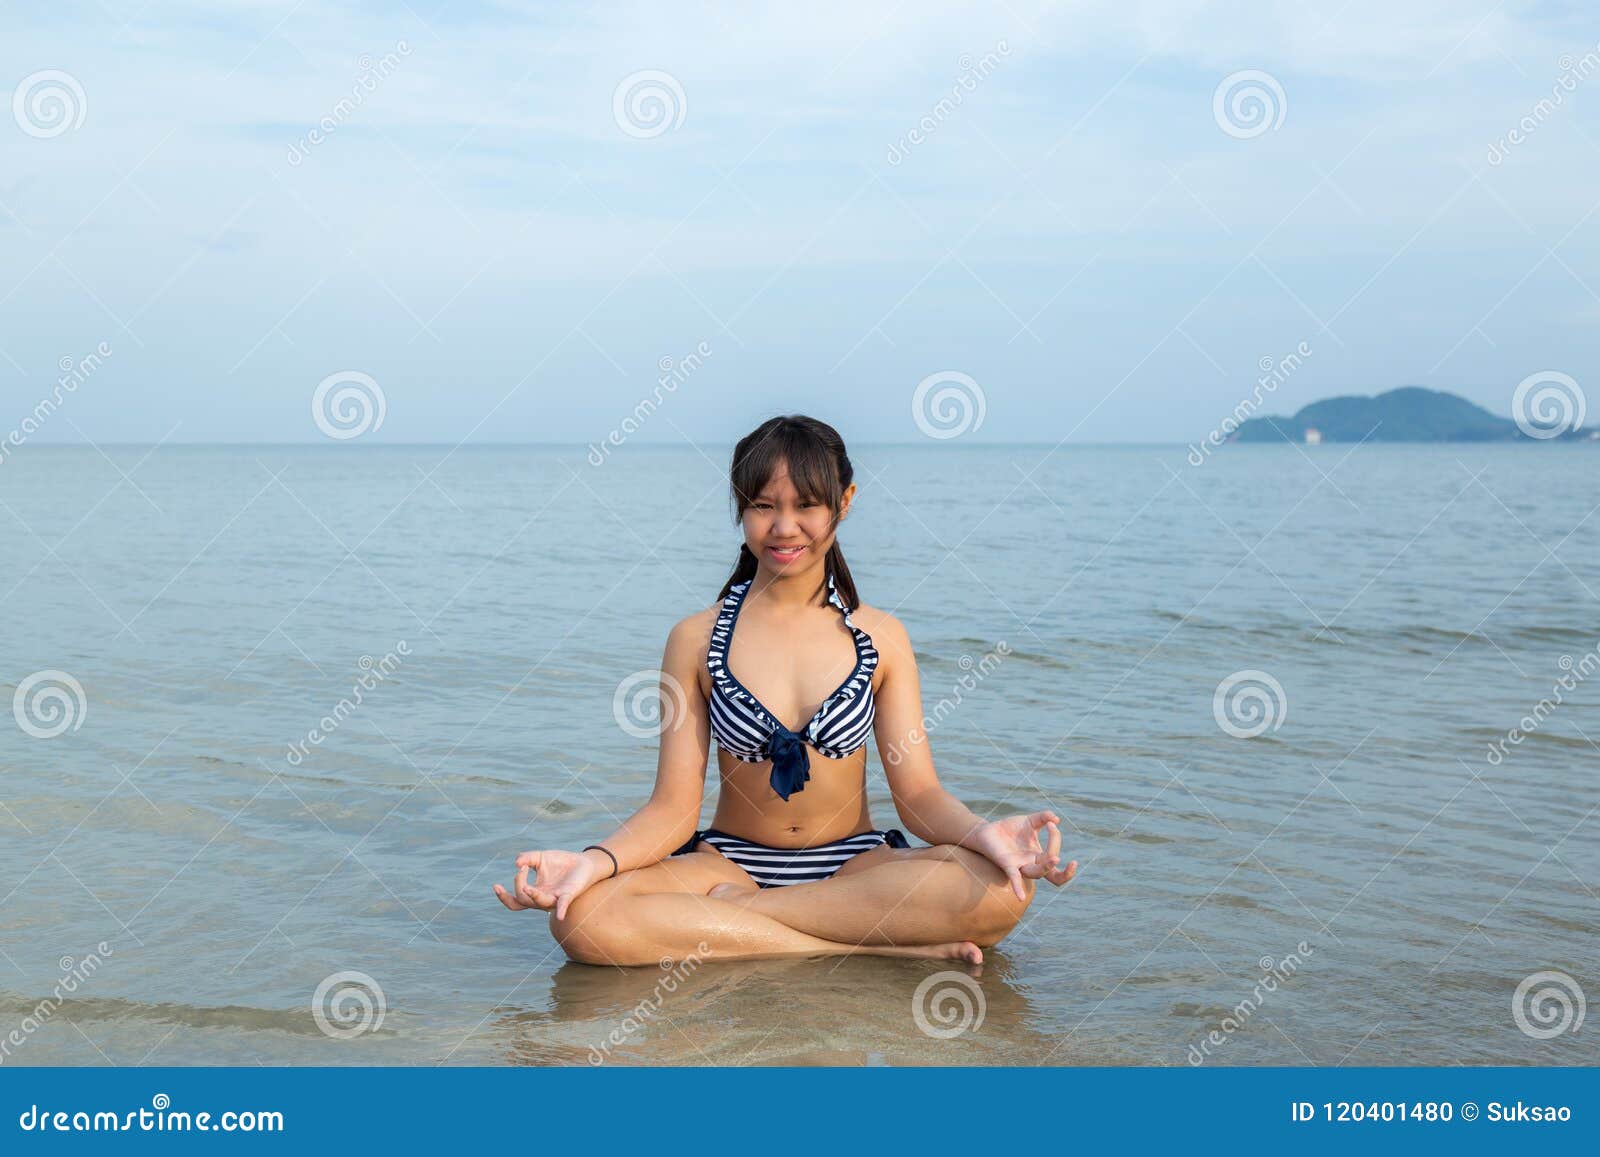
[
  {"left": 956, "top": 941, "right": 984, "bottom": 965},
  {"left": 707, "top": 882, "right": 752, "bottom": 901}
]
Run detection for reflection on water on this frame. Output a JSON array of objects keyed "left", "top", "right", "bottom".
[
  {"left": 489, "top": 952, "right": 1061, "bottom": 1067},
  {"left": 2, "top": 444, "right": 1597, "bottom": 1066}
]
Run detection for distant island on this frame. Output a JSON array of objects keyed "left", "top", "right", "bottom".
[{"left": 1228, "top": 386, "right": 1593, "bottom": 444}]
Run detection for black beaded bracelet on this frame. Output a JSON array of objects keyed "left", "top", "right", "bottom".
[{"left": 582, "top": 844, "right": 619, "bottom": 879}]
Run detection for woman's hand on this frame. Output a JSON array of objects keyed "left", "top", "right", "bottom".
[
  {"left": 968, "top": 811, "right": 1078, "bottom": 900},
  {"left": 492, "top": 849, "right": 606, "bottom": 921}
]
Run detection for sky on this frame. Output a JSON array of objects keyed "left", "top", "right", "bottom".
[{"left": 2, "top": 0, "right": 1598, "bottom": 445}]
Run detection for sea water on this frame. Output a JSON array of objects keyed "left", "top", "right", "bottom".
[{"left": 1, "top": 442, "right": 1595, "bottom": 1065}]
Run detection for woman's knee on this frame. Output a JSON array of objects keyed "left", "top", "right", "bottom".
[
  {"left": 930, "top": 845, "right": 1034, "bottom": 945},
  {"left": 548, "top": 880, "right": 649, "bottom": 966},
  {"left": 548, "top": 888, "right": 610, "bottom": 964},
  {"left": 978, "top": 877, "right": 1033, "bottom": 945}
]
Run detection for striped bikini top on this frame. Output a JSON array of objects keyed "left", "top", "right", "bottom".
[{"left": 706, "top": 573, "right": 879, "bottom": 800}]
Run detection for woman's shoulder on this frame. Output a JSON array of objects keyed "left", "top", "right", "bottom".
[
  {"left": 849, "top": 602, "right": 912, "bottom": 661},
  {"left": 665, "top": 603, "right": 721, "bottom": 657}
]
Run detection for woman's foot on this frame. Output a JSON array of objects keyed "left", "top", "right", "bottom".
[
  {"left": 888, "top": 940, "right": 983, "bottom": 965},
  {"left": 707, "top": 881, "right": 757, "bottom": 902}
]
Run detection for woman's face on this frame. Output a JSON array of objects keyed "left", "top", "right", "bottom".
[{"left": 742, "top": 462, "right": 854, "bottom": 573}]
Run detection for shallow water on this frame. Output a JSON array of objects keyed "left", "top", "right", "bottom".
[{"left": 1, "top": 443, "right": 1596, "bottom": 1066}]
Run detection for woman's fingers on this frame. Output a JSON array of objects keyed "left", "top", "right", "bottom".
[
  {"left": 498, "top": 851, "right": 567, "bottom": 913},
  {"left": 1044, "top": 820, "right": 1062, "bottom": 865},
  {"left": 1005, "top": 865, "right": 1027, "bottom": 902},
  {"left": 554, "top": 890, "right": 573, "bottom": 922},
  {"left": 493, "top": 883, "right": 527, "bottom": 911},
  {"left": 1043, "top": 860, "right": 1079, "bottom": 887},
  {"left": 516, "top": 870, "right": 544, "bottom": 906}
]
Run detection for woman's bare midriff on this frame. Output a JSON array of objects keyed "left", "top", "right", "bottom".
[{"left": 707, "top": 747, "right": 876, "bottom": 848}]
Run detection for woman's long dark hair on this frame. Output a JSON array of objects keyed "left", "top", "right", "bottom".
[{"left": 716, "top": 415, "right": 860, "bottom": 609}]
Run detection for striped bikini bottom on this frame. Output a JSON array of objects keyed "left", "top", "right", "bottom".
[{"left": 673, "top": 827, "right": 910, "bottom": 888}]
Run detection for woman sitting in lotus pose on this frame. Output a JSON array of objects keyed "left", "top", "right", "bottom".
[{"left": 494, "top": 414, "right": 1077, "bottom": 964}]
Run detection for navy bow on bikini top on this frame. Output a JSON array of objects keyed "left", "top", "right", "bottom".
[{"left": 705, "top": 573, "right": 879, "bottom": 800}]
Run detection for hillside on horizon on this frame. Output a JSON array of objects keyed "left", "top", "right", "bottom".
[{"left": 1228, "top": 386, "right": 1593, "bottom": 443}]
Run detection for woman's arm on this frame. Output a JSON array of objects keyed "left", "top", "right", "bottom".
[
  {"left": 872, "top": 612, "right": 1076, "bottom": 899},
  {"left": 870, "top": 613, "right": 990, "bottom": 847},
  {"left": 494, "top": 614, "right": 710, "bottom": 918},
  {"left": 581, "top": 614, "right": 712, "bottom": 874}
]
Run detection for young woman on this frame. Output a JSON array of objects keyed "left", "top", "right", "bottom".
[{"left": 494, "top": 415, "right": 1077, "bottom": 965}]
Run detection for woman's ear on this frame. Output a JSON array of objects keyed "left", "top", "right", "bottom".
[{"left": 839, "top": 482, "right": 857, "bottom": 519}]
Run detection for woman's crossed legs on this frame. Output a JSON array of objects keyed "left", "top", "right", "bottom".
[{"left": 501, "top": 843, "right": 1034, "bottom": 967}]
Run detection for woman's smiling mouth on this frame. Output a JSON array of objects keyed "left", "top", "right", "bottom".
[{"left": 767, "top": 544, "right": 807, "bottom": 563}]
